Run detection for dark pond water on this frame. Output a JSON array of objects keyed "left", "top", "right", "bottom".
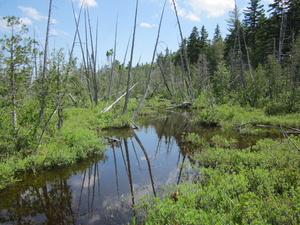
[{"left": 0, "top": 110, "right": 281, "bottom": 224}]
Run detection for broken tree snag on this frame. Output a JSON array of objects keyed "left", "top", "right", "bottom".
[{"left": 101, "top": 82, "right": 138, "bottom": 113}]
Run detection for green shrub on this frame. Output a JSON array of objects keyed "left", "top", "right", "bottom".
[{"left": 137, "top": 136, "right": 300, "bottom": 224}]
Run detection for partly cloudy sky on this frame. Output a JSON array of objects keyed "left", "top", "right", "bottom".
[{"left": 0, "top": 0, "right": 274, "bottom": 64}]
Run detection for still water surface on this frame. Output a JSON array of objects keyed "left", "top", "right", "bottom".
[{"left": 0, "top": 111, "right": 279, "bottom": 224}]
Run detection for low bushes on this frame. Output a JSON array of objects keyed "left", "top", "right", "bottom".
[
  {"left": 136, "top": 135, "right": 300, "bottom": 224},
  {"left": 193, "top": 103, "right": 300, "bottom": 130},
  {"left": 0, "top": 107, "right": 109, "bottom": 190}
]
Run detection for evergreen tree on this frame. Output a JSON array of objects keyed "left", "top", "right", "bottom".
[
  {"left": 212, "top": 60, "right": 230, "bottom": 104},
  {"left": 0, "top": 16, "right": 36, "bottom": 150},
  {"left": 243, "top": 0, "right": 267, "bottom": 66},
  {"left": 286, "top": 0, "right": 300, "bottom": 39},
  {"left": 187, "top": 26, "right": 201, "bottom": 64},
  {"left": 243, "top": 0, "right": 265, "bottom": 48},
  {"left": 209, "top": 24, "right": 225, "bottom": 73},
  {"left": 267, "top": 0, "right": 288, "bottom": 62},
  {"left": 200, "top": 25, "right": 210, "bottom": 52},
  {"left": 225, "top": 5, "right": 246, "bottom": 89},
  {"left": 244, "top": 0, "right": 265, "bottom": 30},
  {"left": 213, "top": 24, "right": 222, "bottom": 41}
]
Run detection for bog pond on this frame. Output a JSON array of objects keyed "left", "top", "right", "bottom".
[{"left": 0, "top": 110, "right": 281, "bottom": 224}]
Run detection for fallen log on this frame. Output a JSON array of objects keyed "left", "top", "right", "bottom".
[
  {"left": 281, "top": 132, "right": 300, "bottom": 135},
  {"left": 164, "top": 102, "right": 192, "bottom": 110},
  {"left": 101, "top": 82, "right": 138, "bottom": 113},
  {"left": 153, "top": 98, "right": 190, "bottom": 104}
]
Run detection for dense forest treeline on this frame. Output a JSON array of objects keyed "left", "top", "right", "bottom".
[
  {"left": 0, "top": 0, "right": 299, "bottom": 187},
  {"left": 163, "top": 0, "right": 300, "bottom": 110}
]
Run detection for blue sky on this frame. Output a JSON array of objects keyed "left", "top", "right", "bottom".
[{"left": 0, "top": 0, "right": 273, "bottom": 66}]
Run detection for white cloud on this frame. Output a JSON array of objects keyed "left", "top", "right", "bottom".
[
  {"left": 50, "top": 29, "right": 59, "bottom": 36},
  {"left": 51, "top": 18, "right": 59, "bottom": 25},
  {"left": 185, "top": 11, "right": 201, "bottom": 21},
  {"left": 20, "top": 17, "right": 32, "bottom": 25},
  {"left": 169, "top": 0, "right": 234, "bottom": 21},
  {"left": 50, "top": 28, "right": 69, "bottom": 36},
  {"left": 76, "top": 0, "right": 98, "bottom": 8},
  {"left": 141, "top": 22, "right": 152, "bottom": 28},
  {"left": 18, "top": 6, "right": 47, "bottom": 20},
  {"left": 169, "top": 0, "right": 201, "bottom": 21},
  {"left": 187, "top": 0, "right": 235, "bottom": 18},
  {"left": 140, "top": 22, "right": 158, "bottom": 28}
]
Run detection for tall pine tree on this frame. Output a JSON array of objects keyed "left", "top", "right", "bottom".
[
  {"left": 243, "top": 0, "right": 267, "bottom": 66},
  {"left": 187, "top": 26, "right": 201, "bottom": 64}
]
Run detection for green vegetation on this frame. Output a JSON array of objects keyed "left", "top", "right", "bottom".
[
  {"left": 1, "top": 0, "right": 300, "bottom": 222},
  {"left": 0, "top": 103, "right": 141, "bottom": 190},
  {"left": 0, "top": 107, "right": 99, "bottom": 189},
  {"left": 133, "top": 101, "right": 300, "bottom": 224},
  {"left": 192, "top": 103, "right": 300, "bottom": 130},
  {"left": 135, "top": 135, "right": 300, "bottom": 224}
]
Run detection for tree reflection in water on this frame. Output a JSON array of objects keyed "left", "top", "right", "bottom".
[{"left": 0, "top": 111, "right": 202, "bottom": 224}]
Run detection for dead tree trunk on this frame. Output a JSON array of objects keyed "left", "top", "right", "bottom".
[
  {"left": 123, "top": 0, "right": 139, "bottom": 114},
  {"left": 132, "top": 0, "right": 166, "bottom": 118},
  {"left": 171, "top": 0, "right": 194, "bottom": 101},
  {"left": 39, "top": 0, "right": 53, "bottom": 126},
  {"left": 278, "top": 8, "right": 287, "bottom": 64}
]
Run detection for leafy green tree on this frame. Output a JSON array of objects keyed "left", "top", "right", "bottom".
[
  {"left": 246, "top": 64, "right": 268, "bottom": 107},
  {"left": 264, "top": 54, "right": 284, "bottom": 101},
  {"left": 0, "top": 16, "right": 36, "bottom": 150},
  {"left": 286, "top": 35, "right": 300, "bottom": 111},
  {"left": 212, "top": 61, "right": 230, "bottom": 104}
]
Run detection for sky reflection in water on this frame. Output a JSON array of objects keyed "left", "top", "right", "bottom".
[{"left": 0, "top": 112, "right": 193, "bottom": 224}]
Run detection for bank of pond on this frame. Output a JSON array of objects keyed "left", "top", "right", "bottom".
[{"left": 0, "top": 104, "right": 300, "bottom": 224}]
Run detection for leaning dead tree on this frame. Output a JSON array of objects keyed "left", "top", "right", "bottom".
[
  {"left": 171, "top": 0, "right": 194, "bottom": 102},
  {"left": 131, "top": 0, "right": 167, "bottom": 118},
  {"left": 87, "top": 8, "right": 99, "bottom": 105},
  {"left": 34, "top": 0, "right": 53, "bottom": 141},
  {"left": 102, "top": 82, "right": 138, "bottom": 113},
  {"left": 71, "top": 1, "right": 93, "bottom": 103},
  {"left": 123, "top": 0, "right": 139, "bottom": 114},
  {"left": 38, "top": 0, "right": 52, "bottom": 126},
  {"left": 107, "top": 18, "right": 118, "bottom": 101}
]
